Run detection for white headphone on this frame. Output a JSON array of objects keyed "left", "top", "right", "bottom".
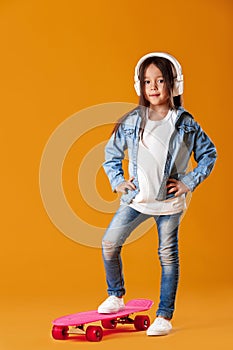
[{"left": 134, "top": 52, "right": 184, "bottom": 97}]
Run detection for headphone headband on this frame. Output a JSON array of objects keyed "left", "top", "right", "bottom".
[{"left": 134, "top": 52, "right": 184, "bottom": 97}]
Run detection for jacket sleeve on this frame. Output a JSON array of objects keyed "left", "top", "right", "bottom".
[
  {"left": 180, "top": 123, "right": 217, "bottom": 192},
  {"left": 102, "top": 125, "right": 127, "bottom": 192}
]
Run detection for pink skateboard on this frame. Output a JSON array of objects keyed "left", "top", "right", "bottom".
[{"left": 52, "top": 298, "right": 154, "bottom": 342}]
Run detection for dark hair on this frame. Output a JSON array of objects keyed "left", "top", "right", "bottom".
[{"left": 112, "top": 56, "right": 182, "bottom": 137}]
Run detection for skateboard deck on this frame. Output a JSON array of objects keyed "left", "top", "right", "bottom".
[{"left": 52, "top": 298, "right": 154, "bottom": 342}]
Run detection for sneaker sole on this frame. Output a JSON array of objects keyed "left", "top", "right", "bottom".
[{"left": 147, "top": 329, "right": 171, "bottom": 336}]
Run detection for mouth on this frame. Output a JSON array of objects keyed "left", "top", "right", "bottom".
[{"left": 149, "top": 94, "right": 160, "bottom": 97}]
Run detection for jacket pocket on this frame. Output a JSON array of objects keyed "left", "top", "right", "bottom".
[
  {"left": 177, "top": 124, "right": 196, "bottom": 133},
  {"left": 177, "top": 124, "right": 196, "bottom": 148},
  {"left": 123, "top": 128, "right": 135, "bottom": 137}
]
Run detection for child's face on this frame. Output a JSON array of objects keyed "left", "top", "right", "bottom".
[{"left": 143, "top": 64, "right": 169, "bottom": 109}]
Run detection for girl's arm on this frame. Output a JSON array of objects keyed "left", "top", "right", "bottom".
[
  {"left": 102, "top": 125, "right": 128, "bottom": 192},
  {"left": 179, "top": 123, "right": 217, "bottom": 192}
]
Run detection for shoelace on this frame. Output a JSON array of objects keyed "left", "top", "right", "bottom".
[
  {"left": 106, "top": 296, "right": 121, "bottom": 305},
  {"left": 156, "top": 318, "right": 164, "bottom": 325},
  {"left": 155, "top": 318, "right": 169, "bottom": 326}
]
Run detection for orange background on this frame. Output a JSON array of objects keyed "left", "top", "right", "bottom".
[{"left": 0, "top": 0, "right": 232, "bottom": 349}]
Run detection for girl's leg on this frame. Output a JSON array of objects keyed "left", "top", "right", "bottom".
[
  {"left": 155, "top": 212, "right": 182, "bottom": 320},
  {"left": 102, "top": 205, "right": 148, "bottom": 297}
]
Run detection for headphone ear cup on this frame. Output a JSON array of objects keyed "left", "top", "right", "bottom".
[
  {"left": 173, "top": 77, "right": 183, "bottom": 96},
  {"left": 173, "top": 79, "right": 180, "bottom": 97},
  {"left": 134, "top": 80, "right": 141, "bottom": 96}
]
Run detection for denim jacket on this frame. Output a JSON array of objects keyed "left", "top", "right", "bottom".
[{"left": 103, "top": 106, "right": 217, "bottom": 204}]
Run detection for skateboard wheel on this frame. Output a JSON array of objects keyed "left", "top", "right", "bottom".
[
  {"left": 101, "top": 319, "right": 117, "bottom": 329},
  {"left": 134, "top": 315, "right": 150, "bottom": 331},
  {"left": 52, "top": 325, "right": 69, "bottom": 340},
  {"left": 86, "top": 326, "right": 103, "bottom": 342}
]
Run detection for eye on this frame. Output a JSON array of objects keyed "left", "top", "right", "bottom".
[
  {"left": 144, "top": 80, "right": 150, "bottom": 85},
  {"left": 157, "top": 79, "right": 164, "bottom": 84}
]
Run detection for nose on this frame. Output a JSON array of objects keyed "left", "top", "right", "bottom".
[{"left": 150, "top": 81, "right": 158, "bottom": 90}]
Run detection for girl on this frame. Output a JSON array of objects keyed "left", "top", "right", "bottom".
[{"left": 97, "top": 52, "right": 217, "bottom": 336}]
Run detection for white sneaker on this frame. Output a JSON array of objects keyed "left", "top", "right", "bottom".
[
  {"left": 98, "top": 296, "right": 125, "bottom": 314},
  {"left": 146, "top": 317, "right": 172, "bottom": 336}
]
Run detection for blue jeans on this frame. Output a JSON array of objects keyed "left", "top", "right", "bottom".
[{"left": 101, "top": 205, "right": 182, "bottom": 320}]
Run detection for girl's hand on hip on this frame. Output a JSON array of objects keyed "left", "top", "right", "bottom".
[
  {"left": 116, "top": 177, "right": 136, "bottom": 194},
  {"left": 166, "top": 178, "right": 190, "bottom": 197}
]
